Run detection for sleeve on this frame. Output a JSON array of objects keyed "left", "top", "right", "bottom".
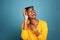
[
  {"left": 21, "top": 23, "right": 29, "bottom": 40},
  {"left": 38, "top": 21, "right": 48, "bottom": 40}
]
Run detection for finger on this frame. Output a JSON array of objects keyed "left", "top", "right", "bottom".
[
  {"left": 24, "top": 9, "right": 28, "bottom": 16},
  {"left": 23, "top": 9, "right": 26, "bottom": 16},
  {"left": 25, "top": 12, "right": 28, "bottom": 15}
]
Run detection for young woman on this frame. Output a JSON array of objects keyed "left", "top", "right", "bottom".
[{"left": 21, "top": 6, "right": 48, "bottom": 40}]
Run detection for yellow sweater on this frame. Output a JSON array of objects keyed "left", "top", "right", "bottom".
[{"left": 21, "top": 20, "right": 48, "bottom": 40}]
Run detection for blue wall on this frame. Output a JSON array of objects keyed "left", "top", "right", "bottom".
[{"left": 0, "top": 0, "right": 60, "bottom": 40}]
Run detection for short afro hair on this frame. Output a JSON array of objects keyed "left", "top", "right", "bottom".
[{"left": 25, "top": 6, "right": 34, "bottom": 11}]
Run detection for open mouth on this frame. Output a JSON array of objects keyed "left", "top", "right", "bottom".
[{"left": 32, "top": 13, "right": 36, "bottom": 16}]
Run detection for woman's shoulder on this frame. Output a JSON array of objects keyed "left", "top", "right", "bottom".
[{"left": 39, "top": 20, "right": 47, "bottom": 24}]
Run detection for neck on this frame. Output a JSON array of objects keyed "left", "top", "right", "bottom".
[{"left": 29, "top": 18, "right": 38, "bottom": 25}]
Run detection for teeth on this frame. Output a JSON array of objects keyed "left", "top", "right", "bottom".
[
  {"left": 32, "top": 13, "right": 34, "bottom": 15},
  {"left": 32, "top": 14, "right": 34, "bottom": 15}
]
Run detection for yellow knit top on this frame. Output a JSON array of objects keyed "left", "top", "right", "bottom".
[{"left": 21, "top": 20, "right": 48, "bottom": 40}]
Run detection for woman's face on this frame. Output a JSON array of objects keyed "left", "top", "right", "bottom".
[{"left": 27, "top": 8, "right": 36, "bottom": 19}]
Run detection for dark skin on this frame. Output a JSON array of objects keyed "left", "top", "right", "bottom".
[{"left": 23, "top": 8, "right": 40, "bottom": 36}]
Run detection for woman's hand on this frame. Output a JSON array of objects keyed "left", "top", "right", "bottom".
[
  {"left": 29, "top": 25, "right": 40, "bottom": 36},
  {"left": 23, "top": 9, "right": 28, "bottom": 22}
]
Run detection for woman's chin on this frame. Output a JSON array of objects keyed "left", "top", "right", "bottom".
[{"left": 32, "top": 16, "right": 36, "bottom": 19}]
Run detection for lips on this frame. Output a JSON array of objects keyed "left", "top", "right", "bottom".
[{"left": 32, "top": 13, "right": 36, "bottom": 16}]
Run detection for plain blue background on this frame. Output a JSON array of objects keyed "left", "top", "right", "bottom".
[{"left": 0, "top": 0, "right": 60, "bottom": 40}]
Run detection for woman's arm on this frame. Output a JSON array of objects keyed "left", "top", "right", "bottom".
[
  {"left": 21, "top": 9, "right": 29, "bottom": 40},
  {"left": 21, "top": 23, "right": 28, "bottom": 40},
  {"left": 37, "top": 21, "right": 48, "bottom": 40}
]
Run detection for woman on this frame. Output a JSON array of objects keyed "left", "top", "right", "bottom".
[{"left": 21, "top": 6, "right": 48, "bottom": 40}]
